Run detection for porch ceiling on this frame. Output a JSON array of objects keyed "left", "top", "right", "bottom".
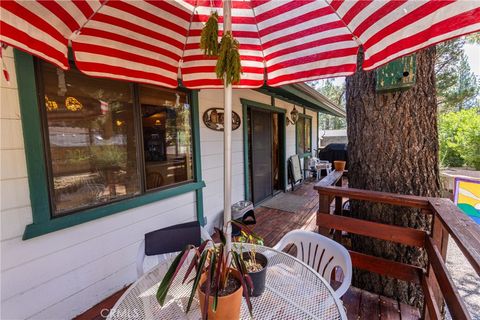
[{"left": 257, "top": 83, "right": 346, "bottom": 118}]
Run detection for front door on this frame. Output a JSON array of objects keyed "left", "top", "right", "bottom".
[
  {"left": 248, "top": 107, "right": 284, "bottom": 204},
  {"left": 250, "top": 108, "right": 272, "bottom": 204}
]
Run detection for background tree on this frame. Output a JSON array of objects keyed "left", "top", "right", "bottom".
[
  {"left": 435, "top": 38, "right": 479, "bottom": 112},
  {"left": 309, "top": 79, "right": 347, "bottom": 130},
  {"left": 345, "top": 47, "right": 440, "bottom": 307},
  {"left": 466, "top": 32, "right": 480, "bottom": 44},
  {"left": 439, "top": 108, "right": 480, "bottom": 169}
]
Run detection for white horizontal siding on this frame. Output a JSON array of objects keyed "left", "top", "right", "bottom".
[
  {"left": 1, "top": 118, "right": 24, "bottom": 150},
  {"left": 1, "top": 206, "right": 32, "bottom": 241},
  {"left": 1, "top": 149, "right": 28, "bottom": 180},
  {"left": 0, "top": 48, "right": 199, "bottom": 319},
  {"left": 0, "top": 87, "right": 21, "bottom": 119}
]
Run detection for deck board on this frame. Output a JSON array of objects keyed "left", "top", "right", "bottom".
[{"left": 76, "top": 180, "right": 420, "bottom": 320}]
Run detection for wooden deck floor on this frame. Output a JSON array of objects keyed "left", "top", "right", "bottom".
[
  {"left": 76, "top": 179, "right": 420, "bottom": 320},
  {"left": 250, "top": 180, "right": 420, "bottom": 320}
]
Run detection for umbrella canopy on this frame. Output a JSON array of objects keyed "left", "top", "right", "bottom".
[{"left": 1, "top": 0, "right": 479, "bottom": 89}]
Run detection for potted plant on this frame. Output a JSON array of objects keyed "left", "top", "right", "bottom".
[
  {"left": 156, "top": 225, "right": 257, "bottom": 320},
  {"left": 333, "top": 160, "right": 346, "bottom": 171},
  {"left": 234, "top": 231, "right": 268, "bottom": 297}
]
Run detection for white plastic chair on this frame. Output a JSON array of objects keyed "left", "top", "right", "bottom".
[
  {"left": 136, "top": 223, "right": 212, "bottom": 278},
  {"left": 273, "top": 229, "right": 352, "bottom": 299}
]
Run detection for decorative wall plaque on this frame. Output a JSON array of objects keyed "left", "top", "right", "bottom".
[{"left": 203, "top": 108, "right": 241, "bottom": 131}]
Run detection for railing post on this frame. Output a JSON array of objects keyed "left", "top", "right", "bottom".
[
  {"left": 424, "top": 211, "right": 449, "bottom": 320},
  {"left": 317, "top": 191, "right": 332, "bottom": 236},
  {"left": 315, "top": 170, "right": 344, "bottom": 237},
  {"left": 333, "top": 178, "right": 343, "bottom": 242}
]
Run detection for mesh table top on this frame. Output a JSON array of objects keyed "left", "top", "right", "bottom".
[{"left": 109, "top": 243, "right": 345, "bottom": 320}]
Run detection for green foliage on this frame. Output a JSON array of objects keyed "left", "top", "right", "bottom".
[
  {"left": 216, "top": 31, "right": 242, "bottom": 85},
  {"left": 466, "top": 32, "right": 480, "bottom": 44},
  {"left": 200, "top": 12, "right": 242, "bottom": 85},
  {"left": 439, "top": 108, "right": 480, "bottom": 169},
  {"left": 309, "top": 79, "right": 347, "bottom": 130},
  {"left": 200, "top": 12, "right": 219, "bottom": 56},
  {"left": 436, "top": 38, "right": 479, "bottom": 112},
  {"left": 157, "top": 224, "right": 262, "bottom": 319},
  {"left": 89, "top": 145, "right": 127, "bottom": 168}
]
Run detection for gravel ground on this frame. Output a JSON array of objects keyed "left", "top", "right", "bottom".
[{"left": 445, "top": 239, "right": 480, "bottom": 319}]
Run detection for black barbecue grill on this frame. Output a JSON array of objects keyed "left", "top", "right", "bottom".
[{"left": 318, "top": 143, "right": 348, "bottom": 170}]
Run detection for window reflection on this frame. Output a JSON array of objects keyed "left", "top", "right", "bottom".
[
  {"left": 40, "top": 62, "right": 140, "bottom": 216},
  {"left": 139, "top": 84, "right": 193, "bottom": 190},
  {"left": 296, "top": 115, "right": 311, "bottom": 155},
  {"left": 296, "top": 116, "right": 305, "bottom": 155}
]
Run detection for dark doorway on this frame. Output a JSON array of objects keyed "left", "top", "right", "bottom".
[{"left": 248, "top": 107, "right": 283, "bottom": 205}]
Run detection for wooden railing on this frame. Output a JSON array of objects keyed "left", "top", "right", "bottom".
[{"left": 314, "top": 171, "right": 480, "bottom": 320}]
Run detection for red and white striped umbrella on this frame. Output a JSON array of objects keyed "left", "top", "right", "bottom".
[{"left": 1, "top": 0, "right": 479, "bottom": 89}]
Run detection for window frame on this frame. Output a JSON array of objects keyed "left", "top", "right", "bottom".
[
  {"left": 295, "top": 113, "right": 312, "bottom": 158},
  {"left": 14, "top": 50, "right": 205, "bottom": 240}
]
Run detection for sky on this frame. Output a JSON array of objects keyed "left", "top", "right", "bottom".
[{"left": 464, "top": 43, "right": 480, "bottom": 77}]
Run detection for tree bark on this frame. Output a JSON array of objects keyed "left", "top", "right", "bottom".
[{"left": 345, "top": 47, "right": 440, "bottom": 307}]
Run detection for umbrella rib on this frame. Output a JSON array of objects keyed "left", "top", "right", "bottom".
[
  {"left": 69, "top": 0, "right": 110, "bottom": 42},
  {"left": 248, "top": 1, "right": 267, "bottom": 77},
  {"left": 180, "top": 0, "right": 199, "bottom": 65},
  {"left": 323, "top": 0, "right": 363, "bottom": 48}
]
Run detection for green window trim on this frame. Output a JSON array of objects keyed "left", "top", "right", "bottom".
[
  {"left": 295, "top": 113, "right": 313, "bottom": 159},
  {"left": 14, "top": 50, "right": 205, "bottom": 240},
  {"left": 240, "top": 98, "right": 287, "bottom": 202}
]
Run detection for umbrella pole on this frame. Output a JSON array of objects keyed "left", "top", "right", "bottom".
[{"left": 223, "top": 0, "right": 232, "bottom": 255}]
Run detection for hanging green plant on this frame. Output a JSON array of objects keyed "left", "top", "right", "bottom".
[
  {"left": 216, "top": 31, "right": 242, "bottom": 85},
  {"left": 200, "top": 11, "right": 219, "bottom": 56}
]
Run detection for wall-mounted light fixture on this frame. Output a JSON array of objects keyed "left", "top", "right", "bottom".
[
  {"left": 286, "top": 105, "right": 299, "bottom": 126},
  {"left": 45, "top": 95, "right": 58, "bottom": 111},
  {"left": 65, "top": 96, "right": 83, "bottom": 112}
]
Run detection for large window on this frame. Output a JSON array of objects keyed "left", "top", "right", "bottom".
[
  {"left": 37, "top": 60, "right": 194, "bottom": 217},
  {"left": 296, "top": 114, "right": 312, "bottom": 156},
  {"left": 139, "top": 85, "right": 193, "bottom": 190}
]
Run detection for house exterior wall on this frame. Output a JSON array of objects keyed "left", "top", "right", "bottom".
[
  {"left": 199, "top": 92, "right": 319, "bottom": 232},
  {"left": 1, "top": 50, "right": 319, "bottom": 319},
  {"left": 1, "top": 48, "right": 197, "bottom": 319},
  {"left": 319, "top": 129, "right": 348, "bottom": 147}
]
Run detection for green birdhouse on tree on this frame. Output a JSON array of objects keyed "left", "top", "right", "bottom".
[{"left": 376, "top": 54, "right": 417, "bottom": 93}]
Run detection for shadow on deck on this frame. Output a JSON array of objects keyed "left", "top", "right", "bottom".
[
  {"left": 251, "top": 180, "right": 421, "bottom": 320},
  {"left": 77, "top": 179, "right": 420, "bottom": 320}
]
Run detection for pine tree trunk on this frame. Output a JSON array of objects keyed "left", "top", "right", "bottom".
[{"left": 345, "top": 47, "right": 441, "bottom": 307}]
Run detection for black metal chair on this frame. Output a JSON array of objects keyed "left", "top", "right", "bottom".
[
  {"left": 232, "top": 209, "right": 256, "bottom": 237},
  {"left": 136, "top": 221, "right": 211, "bottom": 277}
]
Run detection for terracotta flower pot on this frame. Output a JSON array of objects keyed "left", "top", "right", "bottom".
[
  {"left": 334, "top": 160, "right": 346, "bottom": 172},
  {"left": 198, "top": 269, "right": 243, "bottom": 320}
]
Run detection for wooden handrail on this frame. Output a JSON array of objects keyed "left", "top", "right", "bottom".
[
  {"left": 317, "top": 213, "right": 426, "bottom": 247},
  {"left": 428, "top": 198, "right": 480, "bottom": 275},
  {"left": 315, "top": 185, "right": 431, "bottom": 210},
  {"left": 314, "top": 170, "right": 343, "bottom": 187},
  {"left": 315, "top": 180, "right": 480, "bottom": 320},
  {"left": 349, "top": 250, "right": 423, "bottom": 284},
  {"left": 425, "top": 237, "right": 471, "bottom": 320},
  {"left": 421, "top": 276, "right": 442, "bottom": 320}
]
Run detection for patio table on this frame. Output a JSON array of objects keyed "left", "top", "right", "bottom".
[{"left": 108, "top": 243, "right": 347, "bottom": 319}]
